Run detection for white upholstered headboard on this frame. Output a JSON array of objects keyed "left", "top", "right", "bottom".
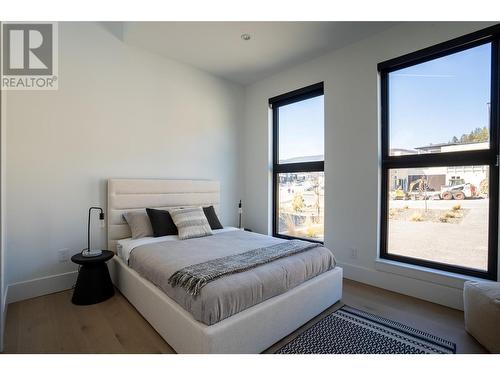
[{"left": 107, "top": 179, "right": 220, "bottom": 252}]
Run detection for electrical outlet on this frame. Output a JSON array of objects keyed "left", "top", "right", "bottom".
[
  {"left": 349, "top": 247, "right": 358, "bottom": 259},
  {"left": 57, "top": 248, "right": 70, "bottom": 263}
]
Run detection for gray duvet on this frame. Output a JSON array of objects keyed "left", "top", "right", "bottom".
[{"left": 129, "top": 230, "right": 336, "bottom": 325}]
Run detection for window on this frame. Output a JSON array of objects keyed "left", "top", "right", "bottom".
[
  {"left": 379, "top": 25, "right": 500, "bottom": 279},
  {"left": 270, "top": 83, "right": 325, "bottom": 242}
]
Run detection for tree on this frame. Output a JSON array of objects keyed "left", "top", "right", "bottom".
[
  {"left": 312, "top": 179, "right": 321, "bottom": 223},
  {"left": 292, "top": 193, "right": 304, "bottom": 212},
  {"left": 450, "top": 126, "right": 488, "bottom": 144},
  {"left": 417, "top": 177, "right": 429, "bottom": 212}
]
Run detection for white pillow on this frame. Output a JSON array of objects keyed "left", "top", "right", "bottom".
[
  {"left": 169, "top": 207, "right": 213, "bottom": 240},
  {"left": 123, "top": 210, "right": 153, "bottom": 239}
]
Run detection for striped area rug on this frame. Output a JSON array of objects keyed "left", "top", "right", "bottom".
[{"left": 276, "top": 305, "right": 456, "bottom": 354}]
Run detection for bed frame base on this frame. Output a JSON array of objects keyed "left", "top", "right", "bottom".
[{"left": 109, "top": 257, "right": 343, "bottom": 354}]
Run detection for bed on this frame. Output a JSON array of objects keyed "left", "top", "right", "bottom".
[{"left": 107, "top": 178, "right": 343, "bottom": 353}]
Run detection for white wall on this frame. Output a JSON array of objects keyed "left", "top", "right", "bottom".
[
  {"left": 242, "top": 22, "right": 498, "bottom": 310},
  {"left": 4, "top": 22, "right": 244, "bottom": 300},
  {"left": 0, "top": 46, "right": 5, "bottom": 351}
]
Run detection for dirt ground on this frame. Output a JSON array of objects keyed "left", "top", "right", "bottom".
[
  {"left": 388, "top": 198, "right": 488, "bottom": 271},
  {"left": 389, "top": 205, "right": 469, "bottom": 224}
]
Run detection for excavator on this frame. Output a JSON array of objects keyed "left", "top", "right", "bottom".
[
  {"left": 392, "top": 178, "right": 432, "bottom": 200},
  {"left": 406, "top": 178, "right": 440, "bottom": 200}
]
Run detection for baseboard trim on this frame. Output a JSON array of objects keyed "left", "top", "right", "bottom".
[
  {"left": 2, "top": 262, "right": 464, "bottom": 315},
  {"left": 338, "top": 261, "right": 464, "bottom": 310},
  {"left": 0, "top": 285, "right": 7, "bottom": 352},
  {"left": 6, "top": 271, "right": 78, "bottom": 304}
]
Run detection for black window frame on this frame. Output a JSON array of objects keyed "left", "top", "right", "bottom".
[
  {"left": 269, "top": 82, "right": 325, "bottom": 244},
  {"left": 379, "top": 24, "right": 500, "bottom": 280}
]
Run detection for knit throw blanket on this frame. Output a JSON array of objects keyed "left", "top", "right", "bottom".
[{"left": 168, "top": 240, "right": 321, "bottom": 296}]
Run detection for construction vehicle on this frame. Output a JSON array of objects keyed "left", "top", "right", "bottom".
[
  {"left": 391, "top": 177, "right": 481, "bottom": 200},
  {"left": 407, "top": 178, "right": 440, "bottom": 200},
  {"left": 392, "top": 188, "right": 406, "bottom": 200},
  {"left": 440, "top": 183, "right": 478, "bottom": 200}
]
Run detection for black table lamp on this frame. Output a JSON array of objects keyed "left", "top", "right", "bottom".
[
  {"left": 238, "top": 200, "right": 242, "bottom": 229},
  {"left": 82, "top": 206, "right": 106, "bottom": 257}
]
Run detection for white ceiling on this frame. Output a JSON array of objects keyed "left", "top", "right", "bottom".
[{"left": 119, "top": 22, "right": 397, "bottom": 85}]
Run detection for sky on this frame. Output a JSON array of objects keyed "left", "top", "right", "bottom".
[
  {"left": 389, "top": 42, "right": 491, "bottom": 151},
  {"left": 278, "top": 42, "right": 491, "bottom": 162},
  {"left": 279, "top": 95, "right": 324, "bottom": 162}
]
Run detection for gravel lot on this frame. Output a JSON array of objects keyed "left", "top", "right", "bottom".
[{"left": 388, "top": 198, "right": 488, "bottom": 270}]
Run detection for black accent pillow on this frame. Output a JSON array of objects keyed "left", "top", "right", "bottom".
[
  {"left": 146, "top": 208, "right": 178, "bottom": 237},
  {"left": 203, "top": 206, "right": 223, "bottom": 230}
]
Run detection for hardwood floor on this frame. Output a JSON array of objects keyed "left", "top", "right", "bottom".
[
  {"left": 3, "top": 279, "right": 487, "bottom": 354},
  {"left": 4, "top": 288, "right": 174, "bottom": 353}
]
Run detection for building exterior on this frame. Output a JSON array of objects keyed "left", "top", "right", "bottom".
[{"left": 389, "top": 142, "right": 489, "bottom": 195}]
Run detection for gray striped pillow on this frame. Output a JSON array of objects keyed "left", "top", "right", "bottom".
[{"left": 169, "top": 207, "right": 213, "bottom": 240}]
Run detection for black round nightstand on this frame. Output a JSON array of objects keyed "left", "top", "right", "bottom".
[{"left": 71, "top": 250, "right": 115, "bottom": 305}]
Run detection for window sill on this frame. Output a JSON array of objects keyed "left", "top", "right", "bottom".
[{"left": 374, "top": 258, "right": 490, "bottom": 290}]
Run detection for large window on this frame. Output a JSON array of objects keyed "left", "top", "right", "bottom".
[
  {"left": 379, "top": 25, "right": 500, "bottom": 279},
  {"left": 270, "top": 83, "right": 325, "bottom": 242}
]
